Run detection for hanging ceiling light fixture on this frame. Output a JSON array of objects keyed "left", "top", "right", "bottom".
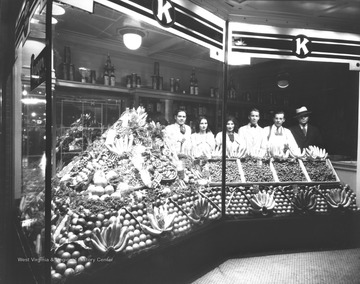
[
  {"left": 277, "top": 72, "right": 290, "bottom": 88},
  {"left": 118, "top": 27, "right": 146, "bottom": 50}
]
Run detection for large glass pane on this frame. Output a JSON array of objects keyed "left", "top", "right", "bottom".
[
  {"left": 226, "top": 59, "right": 358, "bottom": 218},
  {"left": 51, "top": 3, "right": 223, "bottom": 282},
  {"left": 16, "top": 2, "right": 48, "bottom": 282}
]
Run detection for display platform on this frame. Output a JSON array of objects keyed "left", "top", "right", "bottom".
[{"left": 63, "top": 212, "right": 360, "bottom": 284}]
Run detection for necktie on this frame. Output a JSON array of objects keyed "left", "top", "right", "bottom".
[
  {"left": 302, "top": 126, "right": 307, "bottom": 136},
  {"left": 275, "top": 127, "right": 281, "bottom": 135},
  {"left": 250, "top": 124, "right": 256, "bottom": 128},
  {"left": 180, "top": 125, "right": 186, "bottom": 134}
]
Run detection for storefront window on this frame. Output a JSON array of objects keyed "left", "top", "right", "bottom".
[
  {"left": 50, "top": 3, "right": 223, "bottom": 281},
  {"left": 11, "top": 1, "right": 358, "bottom": 283}
]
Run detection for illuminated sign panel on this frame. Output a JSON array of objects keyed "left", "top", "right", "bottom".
[{"left": 229, "top": 22, "right": 360, "bottom": 68}]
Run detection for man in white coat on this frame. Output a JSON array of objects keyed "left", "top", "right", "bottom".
[
  {"left": 238, "top": 108, "right": 263, "bottom": 156},
  {"left": 262, "top": 110, "right": 298, "bottom": 157},
  {"left": 164, "top": 109, "right": 192, "bottom": 154}
]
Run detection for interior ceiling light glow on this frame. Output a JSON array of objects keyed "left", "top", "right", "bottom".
[
  {"left": 277, "top": 72, "right": 290, "bottom": 89},
  {"left": 118, "top": 27, "right": 145, "bottom": 50}
]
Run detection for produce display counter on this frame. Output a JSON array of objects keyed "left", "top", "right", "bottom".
[
  {"left": 63, "top": 212, "right": 360, "bottom": 284},
  {"left": 16, "top": 107, "right": 359, "bottom": 284}
]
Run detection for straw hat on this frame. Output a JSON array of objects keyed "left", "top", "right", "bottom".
[{"left": 294, "top": 106, "right": 312, "bottom": 117}]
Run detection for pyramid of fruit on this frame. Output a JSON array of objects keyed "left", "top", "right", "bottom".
[{"left": 51, "top": 107, "right": 220, "bottom": 283}]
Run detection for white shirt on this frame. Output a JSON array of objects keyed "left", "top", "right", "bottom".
[
  {"left": 191, "top": 132, "right": 215, "bottom": 158},
  {"left": 215, "top": 131, "right": 244, "bottom": 157},
  {"left": 164, "top": 123, "right": 192, "bottom": 154},
  {"left": 238, "top": 123, "right": 263, "bottom": 155},
  {"left": 262, "top": 125, "right": 298, "bottom": 154}
]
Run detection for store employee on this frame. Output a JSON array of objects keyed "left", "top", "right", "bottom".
[
  {"left": 262, "top": 110, "right": 298, "bottom": 155},
  {"left": 238, "top": 108, "right": 263, "bottom": 155},
  {"left": 215, "top": 116, "right": 243, "bottom": 157},
  {"left": 164, "top": 109, "right": 192, "bottom": 154}
]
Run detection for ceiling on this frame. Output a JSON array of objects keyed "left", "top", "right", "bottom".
[
  {"left": 191, "top": 0, "right": 360, "bottom": 34},
  {"left": 49, "top": 0, "right": 360, "bottom": 70}
]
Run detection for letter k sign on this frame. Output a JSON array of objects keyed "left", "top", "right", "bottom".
[
  {"left": 293, "top": 35, "right": 312, "bottom": 58},
  {"left": 153, "top": 0, "right": 175, "bottom": 28}
]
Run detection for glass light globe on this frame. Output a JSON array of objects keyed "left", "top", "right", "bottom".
[
  {"left": 277, "top": 79, "right": 289, "bottom": 88},
  {"left": 123, "top": 33, "right": 142, "bottom": 50}
]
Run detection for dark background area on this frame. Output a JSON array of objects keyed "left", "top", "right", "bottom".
[
  {"left": 229, "top": 60, "right": 359, "bottom": 159},
  {"left": 1, "top": 1, "right": 26, "bottom": 283}
]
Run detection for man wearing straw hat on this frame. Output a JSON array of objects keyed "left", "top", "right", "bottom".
[{"left": 289, "top": 106, "right": 323, "bottom": 150}]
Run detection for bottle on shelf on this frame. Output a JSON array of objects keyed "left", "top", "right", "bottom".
[
  {"left": 194, "top": 71, "right": 199, "bottom": 95},
  {"left": 228, "top": 78, "right": 236, "bottom": 99},
  {"left": 103, "top": 53, "right": 112, "bottom": 86},
  {"left": 175, "top": 78, "right": 180, "bottom": 92},
  {"left": 170, "top": 78, "right": 175, "bottom": 92},
  {"left": 189, "top": 68, "right": 195, "bottom": 95},
  {"left": 104, "top": 68, "right": 109, "bottom": 86},
  {"left": 110, "top": 66, "right": 115, "bottom": 86},
  {"left": 106, "top": 53, "right": 112, "bottom": 69}
]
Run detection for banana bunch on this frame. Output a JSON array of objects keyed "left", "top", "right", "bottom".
[
  {"left": 188, "top": 194, "right": 211, "bottom": 224},
  {"left": 250, "top": 190, "right": 276, "bottom": 216},
  {"left": 177, "top": 179, "right": 187, "bottom": 189},
  {"left": 231, "top": 145, "right": 248, "bottom": 159},
  {"left": 131, "top": 106, "right": 148, "bottom": 128},
  {"left": 249, "top": 148, "right": 267, "bottom": 160},
  {"left": 90, "top": 211, "right": 129, "bottom": 255},
  {"left": 211, "top": 145, "right": 222, "bottom": 158},
  {"left": 292, "top": 189, "right": 317, "bottom": 213},
  {"left": 105, "top": 129, "right": 134, "bottom": 156},
  {"left": 116, "top": 106, "right": 147, "bottom": 128},
  {"left": 139, "top": 204, "right": 176, "bottom": 236},
  {"left": 269, "top": 145, "right": 289, "bottom": 160},
  {"left": 289, "top": 147, "right": 307, "bottom": 159},
  {"left": 305, "top": 146, "right": 328, "bottom": 160},
  {"left": 324, "top": 187, "right": 352, "bottom": 209}
]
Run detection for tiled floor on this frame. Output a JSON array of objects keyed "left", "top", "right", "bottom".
[{"left": 192, "top": 248, "right": 360, "bottom": 284}]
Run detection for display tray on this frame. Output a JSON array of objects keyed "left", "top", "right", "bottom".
[
  {"left": 208, "top": 159, "right": 242, "bottom": 183},
  {"left": 272, "top": 159, "right": 308, "bottom": 182},
  {"left": 240, "top": 158, "right": 275, "bottom": 183},
  {"left": 302, "top": 159, "right": 340, "bottom": 182},
  {"left": 208, "top": 158, "right": 340, "bottom": 185}
]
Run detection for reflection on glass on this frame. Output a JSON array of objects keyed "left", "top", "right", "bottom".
[
  {"left": 50, "top": 3, "right": 223, "bottom": 282},
  {"left": 20, "top": 85, "right": 46, "bottom": 258}
]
